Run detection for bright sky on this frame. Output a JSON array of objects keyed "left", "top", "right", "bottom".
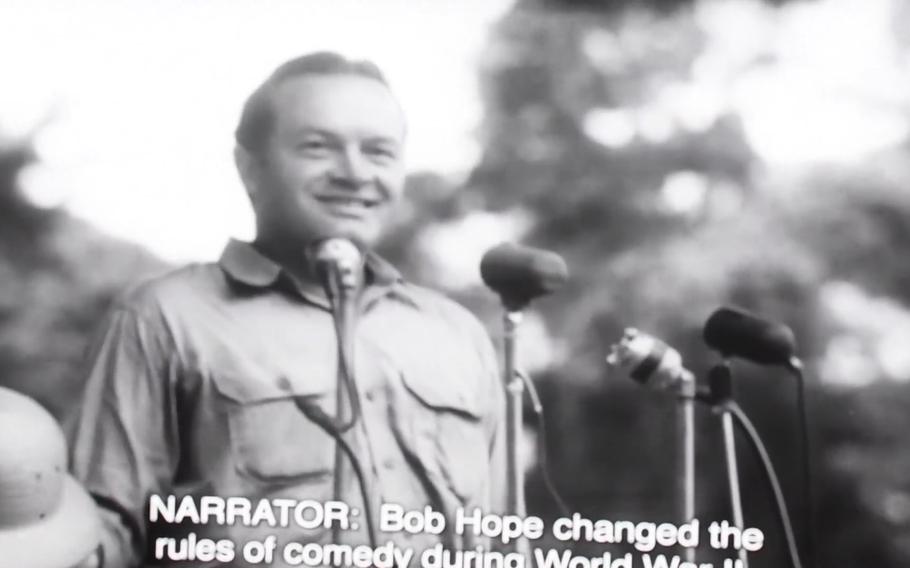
[
  {"left": 1, "top": 0, "right": 908, "bottom": 264},
  {"left": 730, "top": 0, "right": 910, "bottom": 164},
  {"left": 583, "top": 0, "right": 910, "bottom": 166},
  {"left": 0, "top": 0, "right": 514, "bottom": 261}
]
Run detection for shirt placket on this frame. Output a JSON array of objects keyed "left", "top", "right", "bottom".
[
  {"left": 334, "top": 289, "right": 401, "bottom": 548},
  {"left": 356, "top": 306, "right": 442, "bottom": 556}
]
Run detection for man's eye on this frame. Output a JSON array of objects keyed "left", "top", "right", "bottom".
[
  {"left": 365, "top": 146, "right": 397, "bottom": 159},
  {"left": 297, "top": 140, "right": 329, "bottom": 152}
]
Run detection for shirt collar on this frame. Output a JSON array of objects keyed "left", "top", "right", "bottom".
[
  {"left": 218, "top": 239, "right": 424, "bottom": 309},
  {"left": 219, "top": 239, "right": 283, "bottom": 287}
]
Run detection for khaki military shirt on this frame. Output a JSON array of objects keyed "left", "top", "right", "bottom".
[{"left": 69, "top": 240, "right": 507, "bottom": 567}]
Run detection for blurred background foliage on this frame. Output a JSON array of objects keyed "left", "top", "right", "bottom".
[
  {"left": 3, "top": 0, "right": 910, "bottom": 566},
  {"left": 388, "top": 0, "right": 910, "bottom": 566}
]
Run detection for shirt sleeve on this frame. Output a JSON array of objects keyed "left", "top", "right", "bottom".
[{"left": 67, "top": 305, "right": 180, "bottom": 568}]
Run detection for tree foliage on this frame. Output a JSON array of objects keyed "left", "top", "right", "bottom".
[
  {"left": 0, "top": 135, "right": 165, "bottom": 419},
  {"left": 412, "top": 1, "right": 910, "bottom": 566}
]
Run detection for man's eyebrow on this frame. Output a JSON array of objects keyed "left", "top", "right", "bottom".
[
  {"left": 362, "top": 135, "right": 402, "bottom": 146},
  {"left": 287, "top": 129, "right": 400, "bottom": 145},
  {"left": 289, "top": 127, "right": 333, "bottom": 138}
]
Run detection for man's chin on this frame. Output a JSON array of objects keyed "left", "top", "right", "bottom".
[{"left": 322, "top": 217, "right": 380, "bottom": 248}]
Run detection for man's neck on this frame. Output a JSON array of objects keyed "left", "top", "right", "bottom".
[{"left": 252, "top": 235, "right": 372, "bottom": 299}]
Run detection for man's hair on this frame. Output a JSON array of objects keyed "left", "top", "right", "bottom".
[{"left": 235, "top": 52, "right": 390, "bottom": 156}]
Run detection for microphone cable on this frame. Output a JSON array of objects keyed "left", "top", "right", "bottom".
[
  {"left": 312, "top": 237, "right": 366, "bottom": 434},
  {"left": 298, "top": 253, "right": 374, "bottom": 545},
  {"left": 328, "top": 296, "right": 362, "bottom": 434},
  {"left": 518, "top": 369, "right": 572, "bottom": 518},
  {"left": 787, "top": 359, "right": 817, "bottom": 568},
  {"left": 723, "top": 400, "right": 802, "bottom": 568},
  {"left": 292, "top": 397, "right": 377, "bottom": 548}
]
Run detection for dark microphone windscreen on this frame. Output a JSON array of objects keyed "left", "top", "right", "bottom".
[
  {"left": 703, "top": 306, "right": 796, "bottom": 366},
  {"left": 480, "top": 243, "right": 568, "bottom": 310}
]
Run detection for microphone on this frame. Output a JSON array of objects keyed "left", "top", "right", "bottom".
[
  {"left": 703, "top": 307, "right": 798, "bottom": 368},
  {"left": 297, "top": 211, "right": 364, "bottom": 298},
  {"left": 313, "top": 238, "right": 362, "bottom": 294},
  {"left": 480, "top": 243, "right": 568, "bottom": 310},
  {"left": 607, "top": 328, "right": 698, "bottom": 535},
  {"left": 607, "top": 328, "right": 695, "bottom": 395},
  {"left": 306, "top": 234, "right": 363, "bottom": 433},
  {"left": 481, "top": 242, "right": 567, "bottom": 535}
]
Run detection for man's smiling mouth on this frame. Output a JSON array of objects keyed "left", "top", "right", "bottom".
[
  {"left": 314, "top": 194, "right": 381, "bottom": 209},
  {"left": 313, "top": 194, "right": 383, "bottom": 220}
]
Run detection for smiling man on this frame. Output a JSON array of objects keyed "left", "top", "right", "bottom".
[
  {"left": 68, "top": 53, "right": 508, "bottom": 567},
  {"left": 234, "top": 55, "right": 406, "bottom": 263}
]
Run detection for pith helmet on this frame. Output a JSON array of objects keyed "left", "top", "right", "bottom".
[{"left": 0, "top": 387, "right": 100, "bottom": 568}]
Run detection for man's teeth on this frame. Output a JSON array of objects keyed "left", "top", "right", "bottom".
[{"left": 319, "top": 197, "right": 375, "bottom": 207}]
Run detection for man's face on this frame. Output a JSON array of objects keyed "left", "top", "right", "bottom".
[{"left": 245, "top": 74, "right": 406, "bottom": 248}]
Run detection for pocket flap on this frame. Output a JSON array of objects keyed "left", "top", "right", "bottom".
[
  {"left": 208, "top": 355, "right": 335, "bottom": 405},
  {"left": 399, "top": 364, "right": 485, "bottom": 419},
  {"left": 205, "top": 360, "right": 337, "bottom": 481}
]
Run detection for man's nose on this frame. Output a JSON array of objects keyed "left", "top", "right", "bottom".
[{"left": 330, "top": 146, "right": 371, "bottom": 188}]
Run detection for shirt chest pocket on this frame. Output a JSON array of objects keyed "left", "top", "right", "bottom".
[
  {"left": 210, "top": 366, "right": 337, "bottom": 485},
  {"left": 397, "top": 364, "right": 492, "bottom": 504}
]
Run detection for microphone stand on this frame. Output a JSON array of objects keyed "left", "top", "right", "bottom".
[
  {"left": 320, "top": 255, "right": 364, "bottom": 546},
  {"left": 480, "top": 243, "right": 568, "bottom": 558},
  {"left": 676, "top": 371, "right": 696, "bottom": 564},
  {"left": 297, "top": 271, "right": 380, "bottom": 548},
  {"left": 787, "top": 358, "right": 817, "bottom": 568},
  {"left": 502, "top": 309, "right": 530, "bottom": 556},
  {"left": 708, "top": 362, "right": 749, "bottom": 568},
  {"left": 607, "top": 329, "right": 698, "bottom": 562}
]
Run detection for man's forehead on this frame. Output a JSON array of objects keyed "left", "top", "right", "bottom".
[{"left": 270, "top": 73, "right": 406, "bottom": 139}]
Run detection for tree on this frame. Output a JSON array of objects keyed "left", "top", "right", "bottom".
[
  {"left": 441, "top": 1, "right": 910, "bottom": 565},
  {"left": 0, "top": 131, "right": 165, "bottom": 420}
]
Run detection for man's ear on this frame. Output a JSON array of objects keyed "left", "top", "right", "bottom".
[{"left": 234, "top": 144, "right": 262, "bottom": 203}]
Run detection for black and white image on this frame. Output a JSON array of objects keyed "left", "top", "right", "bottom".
[{"left": 0, "top": 1, "right": 908, "bottom": 567}]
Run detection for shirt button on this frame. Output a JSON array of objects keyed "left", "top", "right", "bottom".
[
  {"left": 365, "top": 389, "right": 376, "bottom": 402},
  {"left": 382, "top": 457, "right": 395, "bottom": 470}
]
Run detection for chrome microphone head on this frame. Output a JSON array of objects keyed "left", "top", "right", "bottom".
[
  {"left": 607, "top": 328, "right": 694, "bottom": 393},
  {"left": 314, "top": 238, "right": 362, "bottom": 291}
]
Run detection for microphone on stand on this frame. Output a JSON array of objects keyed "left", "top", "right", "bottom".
[
  {"left": 480, "top": 243, "right": 568, "bottom": 310},
  {"left": 480, "top": 242, "right": 568, "bottom": 556},
  {"left": 313, "top": 237, "right": 363, "bottom": 302},
  {"left": 299, "top": 230, "right": 371, "bottom": 546},
  {"left": 607, "top": 328, "right": 695, "bottom": 395},
  {"left": 702, "top": 306, "right": 814, "bottom": 568},
  {"left": 293, "top": 211, "right": 364, "bottom": 303},
  {"left": 606, "top": 328, "right": 697, "bottom": 558},
  {"left": 304, "top": 233, "right": 364, "bottom": 432},
  {"left": 703, "top": 306, "right": 800, "bottom": 370}
]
